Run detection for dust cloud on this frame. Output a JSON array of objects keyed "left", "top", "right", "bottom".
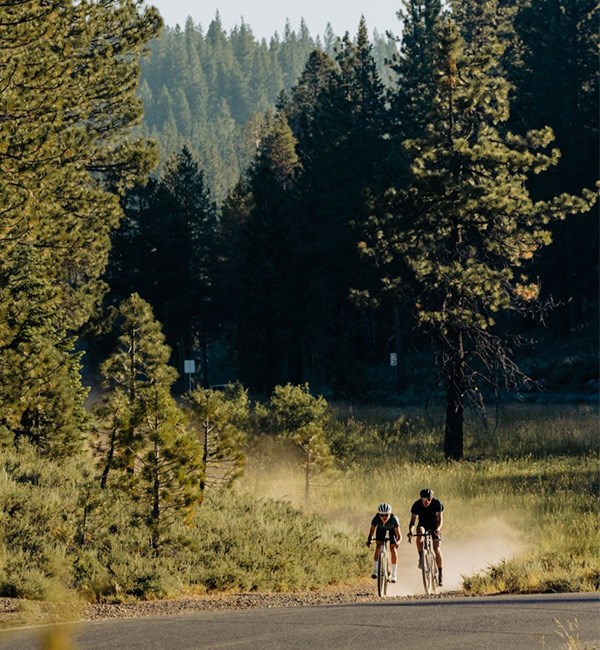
[
  {"left": 242, "top": 456, "right": 528, "bottom": 597},
  {"left": 387, "top": 517, "right": 527, "bottom": 596}
]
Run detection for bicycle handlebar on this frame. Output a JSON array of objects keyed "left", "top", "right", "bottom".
[
  {"left": 407, "top": 530, "right": 438, "bottom": 544},
  {"left": 408, "top": 531, "right": 435, "bottom": 537}
]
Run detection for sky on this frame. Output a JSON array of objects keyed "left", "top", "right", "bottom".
[{"left": 147, "top": 1, "right": 403, "bottom": 40}]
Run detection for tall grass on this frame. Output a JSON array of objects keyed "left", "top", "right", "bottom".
[
  {"left": 244, "top": 401, "right": 600, "bottom": 594},
  {"left": 0, "top": 403, "right": 597, "bottom": 610}
]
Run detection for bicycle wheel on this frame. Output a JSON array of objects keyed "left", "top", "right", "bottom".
[
  {"left": 382, "top": 549, "right": 390, "bottom": 596},
  {"left": 377, "top": 547, "right": 388, "bottom": 597},
  {"left": 428, "top": 549, "right": 438, "bottom": 595},
  {"left": 421, "top": 545, "right": 431, "bottom": 595}
]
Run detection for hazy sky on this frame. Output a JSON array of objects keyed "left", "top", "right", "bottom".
[{"left": 147, "top": 1, "right": 403, "bottom": 40}]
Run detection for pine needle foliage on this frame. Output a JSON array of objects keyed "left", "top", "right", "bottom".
[
  {"left": 95, "top": 294, "right": 203, "bottom": 550},
  {"left": 184, "top": 383, "right": 249, "bottom": 493},
  {"left": 256, "top": 384, "right": 335, "bottom": 505},
  {"left": 363, "top": 0, "right": 597, "bottom": 459},
  {"left": 0, "top": 0, "right": 161, "bottom": 456}
]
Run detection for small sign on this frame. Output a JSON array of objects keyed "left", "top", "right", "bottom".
[
  {"left": 184, "top": 359, "right": 195, "bottom": 374},
  {"left": 390, "top": 353, "right": 397, "bottom": 367}
]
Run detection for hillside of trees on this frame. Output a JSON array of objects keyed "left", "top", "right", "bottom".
[
  {"left": 105, "top": 2, "right": 598, "bottom": 407},
  {"left": 134, "top": 15, "right": 399, "bottom": 202}
]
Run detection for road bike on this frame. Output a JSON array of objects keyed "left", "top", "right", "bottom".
[
  {"left": 414, "top": 531, "right": 439, "bottom": 596},
  {"left": 376, "top": 535, "right": 393, "bottom": 597}
]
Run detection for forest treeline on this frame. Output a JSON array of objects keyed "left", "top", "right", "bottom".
[
  {"left": 1, "top": 0, "right": 598, "bottom": 460},
  {"left": 109, "top": 2, "right": 598, "bottom": 408},
  {"left": 135, "top": 14, "right": 399, "bottom": 201}
]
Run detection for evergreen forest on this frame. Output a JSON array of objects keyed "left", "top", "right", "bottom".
[
  {"left": 115, "top": 2, "right": 599, "bottom": 431},
  {"left": 0, "top": 0, "right": 598, "bottom": 609}
]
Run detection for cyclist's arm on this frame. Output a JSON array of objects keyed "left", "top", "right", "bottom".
[
  {"left": 394, "top": 526, "right": 402, "bottom": 544},
  {"left": 408, "top": 514, "right": 416, "bottom": 535},
  {"left": 435, "top": 510, "right": 443, "bottom": 531},
  {"left": 367, "top": 524, "right": 376, "bottom": 543}
]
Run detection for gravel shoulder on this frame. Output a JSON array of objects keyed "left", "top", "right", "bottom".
[{"left": 0, "top": 581, "right": 461, "bottom": 628}]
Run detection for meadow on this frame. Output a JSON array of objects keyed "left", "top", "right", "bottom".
[
  {"left": 0, "top": 401, "right": 597, "bottom": 618},
  {"left": 243, "top": 401, "right": 600, "bottom": 595}
]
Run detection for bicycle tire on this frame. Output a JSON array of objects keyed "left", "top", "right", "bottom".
[
  {"left": 377, "top": 543, "right": 389, "bottom": 597},
  {"left": 383, "top": 549, "right": 389, "bottom": 596},
  {"left": 431, "top": 556, "right": 439, "bottom": 594},
  {"left": 428, "top": 548, "right": 438, "bottom": 595},
  {"left": 421, "top": 544, "right": 431, "bottom": 595}
]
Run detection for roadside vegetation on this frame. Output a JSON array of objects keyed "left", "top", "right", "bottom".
[
  {"left": 244, "top": 400, "right": 599, "bottom": 596},
  {"left": 0, "top": 397, "right": 597, "bottom": 604}
]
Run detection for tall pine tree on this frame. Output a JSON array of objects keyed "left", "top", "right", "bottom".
[
  {"left": 0, "top": 1, "right": 161, "bottom": 452},
  {"left": 363, "top": 1, "right": 596, "bottom": 459}
]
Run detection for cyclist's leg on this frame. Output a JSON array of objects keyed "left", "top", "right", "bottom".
[
  {"left": 374, "top": 540, "right": 383, "bottom": 561},
  {"left": 372, "top": 533, "right": 384, "bottom": 578},
  {"left": 389, "top": 534, "right": 398, "bottom": 564},
  {"left": 389, "top": 533, "right": 398, "bottom": 582},
  {"left": 433, "top": 532, "right": 443, "bottom": 585},
  {"left": 417, "top": 526, "right": 425, "bottom": 568}
]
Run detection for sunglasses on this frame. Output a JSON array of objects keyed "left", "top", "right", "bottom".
[{"left": 379, "top": 513, "right": 390, "bottom": 518}]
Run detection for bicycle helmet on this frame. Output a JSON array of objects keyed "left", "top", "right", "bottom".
[
  {"left": 377, "top": 503, "right": 392, "bottom": 515},
  {"left": 420, "top": 488, "right": 433, "bottom": 499}
]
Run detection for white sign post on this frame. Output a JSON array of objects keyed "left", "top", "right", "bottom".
[
  {"left": 390, "top": 353, "right": 397, "bottom": 367},
  {"left": 184, "top": 359, "right": 196, "bottom": 391}
]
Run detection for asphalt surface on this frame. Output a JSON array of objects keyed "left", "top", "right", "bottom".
[{"left": 0, "top": 592, "right": 598, "bottom": 650}]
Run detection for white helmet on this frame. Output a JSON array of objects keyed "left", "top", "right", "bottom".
[{"left": 377, "top": 503, "right": 392, "bottom": 515}]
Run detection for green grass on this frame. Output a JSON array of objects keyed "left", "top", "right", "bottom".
[
  {"left": 245, "top": 401, "right": 600, "bottom": 594},
  {"left": 0, "top": 402, "right": 597, "bottom": 608}
]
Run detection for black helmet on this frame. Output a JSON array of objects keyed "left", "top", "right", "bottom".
[{"left": 420, "top": 488, "right": 433, "bottom": 499}]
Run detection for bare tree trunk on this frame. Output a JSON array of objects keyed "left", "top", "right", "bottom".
[
  {"left": 200, "top": 414, "right": 210, "bottom": 492},
  {"left": 151, "top": 439, "right": 160, "bottom": 551},
  {"left": 100, "top": 423, "right": 117, "bottom": 489},
  {"left": 443, "top": 330, "right": 465, "bottom": 460},
  {"left": 304, "top": 447, "right": 311, "bottom": 507}
]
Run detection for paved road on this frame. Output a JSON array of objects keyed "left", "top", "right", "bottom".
[{"left": 0, "top": 592, "right": 598, "bottom": 650}]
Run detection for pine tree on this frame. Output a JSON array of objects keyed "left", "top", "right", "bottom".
[
  {"left": 96, "top": 293, "right": 178, "bottom": 481},
  {"left": 387, "top": 0, "right": 443, "bottom": 179},
  {"left": 96, "top": 294, "right": 202, "bottom": 549},
  {"left": 236, "top": 112, "right": 302, "bottom": 391},
  {"left": 157, "top": 147, "right": 219, "bottom": 385},
  {"left": 281, "top": 26, "right": 388, "bottom": 395},
  {"left": 137, "top": 381, "right": 202, "bottom": 550},
  {"left": 0, "top": 1, "right": 161, "bottom": 452},
  {"left": 0, "top": 1, "right": 161, "bottom": 328},
  {"left": 508, "top": 0, "right": 599, "bottom": 333},
  {"left": 256, "top": 383, "right": 333, "bottom": 505},
  {"left": 109, "top": 149, "right": 219, "bottom": 387},
  {"left": 184, "top": 383, "right": 249, "bottom": 492},
  {"left": 0, "top": 246, "right": 87, "bottom": 457},
  {"left": 363, "top": 2, "right": 596, "bottom": 459}
]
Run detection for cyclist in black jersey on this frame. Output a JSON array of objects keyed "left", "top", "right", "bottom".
[
  {"left": 407, "top": 488, "right": 444, "bottom": 586},
  {"left": 366, "top": 502, "right": 402, "bottom": 583}
]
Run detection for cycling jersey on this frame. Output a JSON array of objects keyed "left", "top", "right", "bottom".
[
  {"left": 371, "top": 513, "right": 400, "bottom": 543},
  {"left": 410, "top": 498, "right": 444, "bottom": 531}
]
